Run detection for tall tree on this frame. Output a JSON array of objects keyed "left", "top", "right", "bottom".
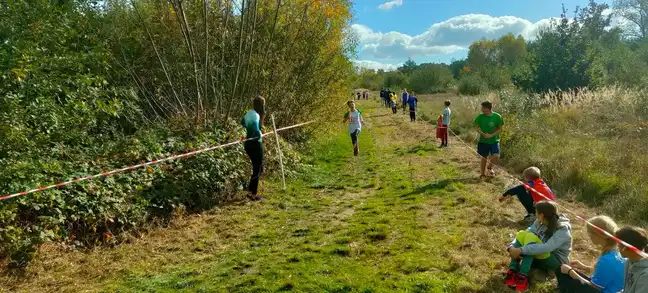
[
  {"left": 398, "top": 58, "right": 418, "bottom": 76},
  {"left": 614, "top": 0, "right": 648, "bottom": 39}
]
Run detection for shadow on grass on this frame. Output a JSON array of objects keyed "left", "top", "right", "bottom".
[
  {"left": 456, "top": 274, "right": 518, "bottom": 293},
  {"left": 366, "top": 113, "right": 393, "bottom": 119},
  {"left": 374, "top": 123, "right": 400, "bottom": 128},
  {"left": 473, "top": 217, "right": 526, "bottom": 230},
  {"left": 401, "top": 177, "right": 480, "bottom": 197}
]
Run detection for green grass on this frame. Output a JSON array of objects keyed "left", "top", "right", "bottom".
[
  {"left": 0, "top": 99, "right": 603, "bottom": 293},
  {"left": 415, "top": 88, "right": 648, "bottom": 225}
]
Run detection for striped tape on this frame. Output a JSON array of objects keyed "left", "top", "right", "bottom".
[
  {"left": 444, "top": 126, "right": 648, "bottom": 259},
  {"left": 0, "top": 120, "right": 315, "bottom": 202}
]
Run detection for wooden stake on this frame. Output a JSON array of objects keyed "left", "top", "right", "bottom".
[{"left": 271, "top": 114, "right": 286, "bottom": 190}]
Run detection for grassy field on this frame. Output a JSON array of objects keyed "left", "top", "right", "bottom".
[
  {"left": 414, "top": 88, "right": 648, "bottom": 225},
  {"left": 0, "top": 99, "right": 605, "bottom": 292}
]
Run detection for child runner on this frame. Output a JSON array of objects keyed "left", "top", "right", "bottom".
[
  {"left": 474, "top": 101, "right": 504, "bottom": 178},
  {"left": 343, "top": 100, "right": 363, "bottom": 156},
  {"left": 559, "top": 216, "right": 625, "bottom": 293},
  {"left": 506, "top": 201, "right": 573, "bottom": 292},
  {"left": 440, "top": 100, "right": 451, "bottom": 147},
  {"left": 401, "top": 88, "right": 409, "bottom": 114},
  {"left": 499, "top": 167, "right": 555, "bottom": 224},
  {"left": 391, "top": 92, "right": 398, "bottom": 114},
  {"left": 615, "top": 226, "right": 648, "bottom": 293},
  {"left": 408, "top": 91, "right": 418, "bottom": 122},
  {"left": 241, "top": 96, "right": 266, "bottom": 201}
]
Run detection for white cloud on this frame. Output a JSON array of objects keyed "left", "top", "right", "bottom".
[
  {"left": 378, "top": 0, "right": 403, "bottom": 11},
  {"left": 351, "top": 24, "right": 466, "bottom": 60},
  {"left": 351, "top": 14, "right": 560, "bottom": 64},
  {"left": 353, "top": 60, "right": 399, "bottom": 71}
]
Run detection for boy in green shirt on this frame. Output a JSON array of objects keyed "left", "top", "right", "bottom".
[{"left": 473, "top": 101, "right": 504, "bottom": 178}]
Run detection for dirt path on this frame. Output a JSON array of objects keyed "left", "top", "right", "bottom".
[{"left": 0, "top": 100, "right": 601, "bottom": 293}]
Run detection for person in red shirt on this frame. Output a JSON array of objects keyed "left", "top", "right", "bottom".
[{"left": 499, "top": 166, "right": 555, "bottom": 224}]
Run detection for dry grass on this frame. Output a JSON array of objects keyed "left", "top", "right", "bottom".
[
  {"left": 417, "top": 88, "right": 648, "bottom": 225},
  {"left": 0, "top": 100, "right": 605, "bottom": 292}
]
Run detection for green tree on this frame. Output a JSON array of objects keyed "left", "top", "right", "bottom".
[
  {"left": 383, "top": 71, "right": 408, "bottom": 89},
  {"left": 497, "top": 34, "right": 527, "bottom": 67},
  {"left": 614, "top": 0, "right": 648, "bottom": 39},
  {"left": 398, "top": 58, "right": 418, "bottom": 76},
  {"left": 408, "top": 64, "right": 453, "bottom": 94},
  {"left": 448, "top": 59, "right": 467, "bottom": 79}
]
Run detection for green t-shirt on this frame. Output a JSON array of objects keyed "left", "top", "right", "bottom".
[{"left": 473, "top": 112, "right": 504, "bottom": 144}]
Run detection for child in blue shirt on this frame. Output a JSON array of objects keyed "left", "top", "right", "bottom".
[
  {"left": 560, "top": 216, "right": 625, "bottom": 293},
  {"left": 408, "top": 91, "right": 418, "bottom": 122}
]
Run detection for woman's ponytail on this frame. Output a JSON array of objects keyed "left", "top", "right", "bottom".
[{"left": 536, "top": 201, "right": 560, "bottom": 239}]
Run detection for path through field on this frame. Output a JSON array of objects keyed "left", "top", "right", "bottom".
[{"left": 0, "top": 98, "right": 601, "bottom": 293}]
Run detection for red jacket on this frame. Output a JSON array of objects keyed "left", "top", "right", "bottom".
[{"left": 524, "top": 179, "right": 554, "bottom": 202}]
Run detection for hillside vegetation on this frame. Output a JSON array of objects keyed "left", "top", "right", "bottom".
[{"left": 0, "top": 0, "right": 354, "bottom": 265}]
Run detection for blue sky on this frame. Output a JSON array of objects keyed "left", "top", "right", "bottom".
[{"left": 351, "top": 0, "right": 613, "bottom": 70}]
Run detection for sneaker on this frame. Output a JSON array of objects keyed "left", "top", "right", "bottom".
[
  {"left": 247, "top": 194, "right": 264, "bottom": 201},
  {"left": 523, "top": 214, "right": 536, "bottom": 225},
  {"left": 505, "top": 269, "right": 518, "bottom": 288},
  {"left": 515, "top": 275, "right": 529, "bottom": 292}
]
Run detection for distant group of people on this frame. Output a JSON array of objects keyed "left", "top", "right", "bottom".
[
  {"left": 379, "top": 88, "right": 419, "bottom": 121},
  {"left": 353, "top": 91, "right": 370, "bottom": 100}
]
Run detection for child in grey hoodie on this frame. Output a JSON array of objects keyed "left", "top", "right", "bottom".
[
  {"left": 615, "top": 226, "right": 648, "bottom": 293},
  {"left": 506, "top": 201, "right": 573, "bottom": 292}
]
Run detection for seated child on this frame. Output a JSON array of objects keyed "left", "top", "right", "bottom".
[
  {"left": 559, "top": 215, "right": 625, "bottom": 293},
  {"left": 506, "top": 201, "right": 573, "bottom": 292},
  {"left": 499, "top": 166, "right": 555, "bottom": 224},
  {"left": 615, "top": 226, "right": 648, "bottom": 293}
]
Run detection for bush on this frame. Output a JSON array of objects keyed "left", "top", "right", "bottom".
[
  {"left": 458, "top": 75, "right": 487, "bottom": 96},
  {"left": 408, "top": 64, "right": 453, "bottom": 94},
  {"left": 0, "top": 0, "right": 349, "bottom": 265}
]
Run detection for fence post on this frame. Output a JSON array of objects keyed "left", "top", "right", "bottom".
[{"left": 271, "top": 114, "right": 286, "bottom": 190}]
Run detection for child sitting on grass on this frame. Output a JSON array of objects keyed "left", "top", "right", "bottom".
[
  {"left": 506, "top": 201, "right": 573, "bottom": 292},
  {"left": 615, "top": 226, "right": 648, "bottom": 293},
  {"left": 559, "top": 215, "right": 625, "bottom": 293},
  {"left": 499, "top": 167, "right": 554, "bottom": 224}
]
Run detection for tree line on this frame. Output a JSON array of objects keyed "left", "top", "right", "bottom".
[{"left": 354, "top": 0, "right": 648, "bottom": 96}]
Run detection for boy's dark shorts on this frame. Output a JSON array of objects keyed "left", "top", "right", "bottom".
[
  {"left": 477, "top": 142, "right": 500, "bottom": 158},
  {"left": 350, "top": 129, "right": 360, "bottom": 145}
]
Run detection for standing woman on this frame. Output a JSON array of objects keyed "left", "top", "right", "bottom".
[{"left": 241, "top": 96, "right": 266, "bottom": 201}]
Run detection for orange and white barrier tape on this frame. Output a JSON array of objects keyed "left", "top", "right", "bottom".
[
  {"left": 0, "top": 120, "right": 315, "bottom": 202},
  {"left": 444, "top": 126, "right": 648, "bottom": 258}
]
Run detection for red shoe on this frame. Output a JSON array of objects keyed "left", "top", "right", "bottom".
[
  {"left": 515, "top": 275, "right": 529, "bottom": 292},
  {"left": 505, "top": 269, "right": 517, "bottom": 288}
]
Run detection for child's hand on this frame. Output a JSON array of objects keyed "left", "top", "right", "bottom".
[
  {"left": 560, "top": 264, "right": 573, "bottom": 275},
  {"left": 569, "top": 260, "right": 586, "bottom": 270},
  {"left": 508, "top": 247, "right": 522, "bottom": 258}
]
